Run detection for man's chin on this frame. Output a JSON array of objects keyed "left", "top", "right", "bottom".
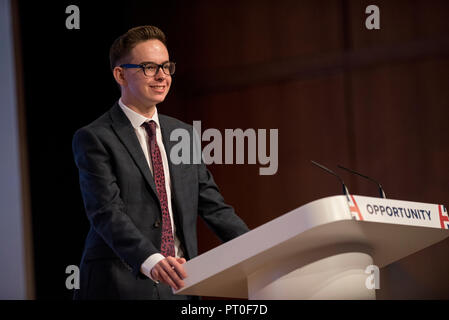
[{"left": 151, "top": 96, "right": 167, "bottom": 106}]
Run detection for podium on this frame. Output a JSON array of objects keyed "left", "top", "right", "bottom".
[{"left": 175, "top": 195, "right": 449, "bottom": 299}]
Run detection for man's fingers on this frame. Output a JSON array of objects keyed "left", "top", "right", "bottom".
[
  {"left": 153, "top": 258, "right": 186, "bottom": 290},
  {"left": 165, "top": 256, "right": 187, "bottom": 278},
  {"left": 162, "top": 260, "right": 185, "bottom": 288},
  {"left": 153, "top": 263, "right": 180, "bottom": 290},
  {"left": 169, "top": 257, "right": 187, "bottom": 279},
  {"left": 158, "top": 268, "right": 179, "bottom": 290}
]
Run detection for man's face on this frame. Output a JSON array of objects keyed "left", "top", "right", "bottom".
[{"left": 119, "top": 39, "right": 172, "bottom": 108}]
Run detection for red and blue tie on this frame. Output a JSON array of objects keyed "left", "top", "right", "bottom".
[{"left": 142, "top": 121, "right": 175, "bottom": 257}]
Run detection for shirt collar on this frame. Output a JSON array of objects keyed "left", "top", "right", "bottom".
[{"left": 118, "top": 98, "right": 161, "bottom": 130}]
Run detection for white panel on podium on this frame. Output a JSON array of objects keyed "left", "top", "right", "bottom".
[{"left": 175, "top": 195, "right": 449, "bottom": 299}]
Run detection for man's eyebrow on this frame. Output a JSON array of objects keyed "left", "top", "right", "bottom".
[{"left": 139, "top": 60, "right": 170, "bottom": 65}]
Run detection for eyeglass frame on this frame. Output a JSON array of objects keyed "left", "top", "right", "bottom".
[{"left": 120, "top": 61, "right": 176, "bottom": 77}]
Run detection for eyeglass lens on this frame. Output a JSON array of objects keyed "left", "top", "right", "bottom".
[{"left": 143, "top": 62, "right": 175, "bottom": 76}]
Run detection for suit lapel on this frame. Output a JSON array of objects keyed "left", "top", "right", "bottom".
[
  {"left": 109, "top": 103, "right": 158, "bottom": 199},
  {"left": 159, "top": 115, "right": 183, "bottom": 196},
  {"left": 159, "top": 115, "right": 188, "bottom": 231}
]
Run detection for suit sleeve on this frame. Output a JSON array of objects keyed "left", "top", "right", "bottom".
[
  {"left": 72, "top": 127, "right": 158, "bottom": 278},
  {"left": 197, "top": 163, "right": 250, "bottom": 242}
]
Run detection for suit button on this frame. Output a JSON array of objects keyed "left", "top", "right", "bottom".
[{"left": 153, "top": 220, "right": 161, "bottom": 228}]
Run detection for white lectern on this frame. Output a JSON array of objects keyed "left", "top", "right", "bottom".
[{"left": 175, "top": 195, "right": 449, "bottom": 299}]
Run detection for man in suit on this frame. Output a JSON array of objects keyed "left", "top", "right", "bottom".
[{"left": 72, "top": 25, "right": 249, "bottom": 300}]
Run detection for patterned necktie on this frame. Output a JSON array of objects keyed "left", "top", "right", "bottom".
[{"left": 142, "top": 120, "right": 175, "bottom": 257}]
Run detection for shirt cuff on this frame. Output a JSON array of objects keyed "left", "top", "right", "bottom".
[{"left": 140, "top": 253, "right": 165, "bottom": 282}]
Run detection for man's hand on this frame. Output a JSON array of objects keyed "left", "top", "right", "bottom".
[{"left": 151, "top": 256, "right": 187, "bottom": 290}]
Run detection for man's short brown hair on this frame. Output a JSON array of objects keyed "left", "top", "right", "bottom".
[{"left": 109, "top": 25, "right": 167, "bottom": 71}]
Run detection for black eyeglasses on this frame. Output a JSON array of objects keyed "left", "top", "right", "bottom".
[{"left": 120, "top": 61, "right": 176, "bottom": 77}]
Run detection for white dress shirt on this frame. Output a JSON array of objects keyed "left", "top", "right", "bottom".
[{"left": 118, "top": 99, "right": 184, "bottom": 281}]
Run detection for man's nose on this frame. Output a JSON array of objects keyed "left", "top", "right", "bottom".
[{"left": 154, "top": 66, "right": 166, "bottom": 80}]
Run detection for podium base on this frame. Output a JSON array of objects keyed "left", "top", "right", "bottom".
[{"left": 247, "top": 251, "right": 375, "bottom": 300}]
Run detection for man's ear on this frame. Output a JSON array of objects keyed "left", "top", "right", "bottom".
[{"left": 113, "top": 66, "right": 126, "bottom": 87}]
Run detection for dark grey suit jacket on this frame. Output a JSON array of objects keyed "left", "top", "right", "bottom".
[{"left": 72, "top": 102, "right": 249, "bottom": 299}]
